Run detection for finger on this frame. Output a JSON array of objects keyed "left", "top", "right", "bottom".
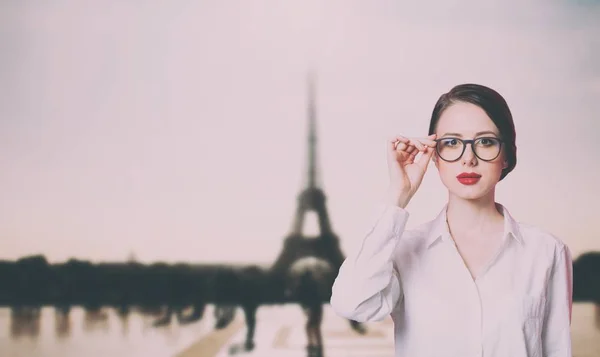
[
  {"left": 408, "top": 150, "right": 418, "bottom": 163},
  {"left": 388, "top": 136, "right": 410, "bottom": 152},
  {"left": 396, "top": 139, "right": 418, "bottom": 153},
  {"left": 419, "top": 138, "right": 438, "bottom": 147},
  {"left": 389, "top": 135, "right": 409, "bottom": 143},
  {"left": 403, "top": 144, "right": 416, "bottom": 154},
  {"left": 409, "top": 138, "right": 426, "bottom": 152},
  {"left": 391, "top": 141, "right": 416, "bottom": 164},
  {"left": 413, "top": 135, "right": 437, "bottom": 147},
  {"left": 394, "top": 141, "right": 410, "bottom": 152},
  {"left": 416, "top": 146, "right": 435, "bottom": 170},
  {"left": 396, "top": 149, "right": 415, "bottom": 165},
  {"left": 420, "top": 134, "right": 438, "bottom": 147},
  {"left": 388, "top": 135, "right": 409, "bottom": 146}
]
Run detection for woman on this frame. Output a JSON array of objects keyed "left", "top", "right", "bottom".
[{"left": 330, "top": 84, "right": 573, "bottom": 357}]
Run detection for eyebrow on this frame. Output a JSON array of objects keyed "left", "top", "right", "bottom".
[{"left": 441, "top": 131, "right": 499, "bottom": 138}]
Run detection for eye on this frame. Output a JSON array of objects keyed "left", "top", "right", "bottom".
[
  {"left": 441, "top": 138, "right": 459, "bottom": 147},
  {"left": 478, "top": 138, "right": 498, "bottom": 146}
]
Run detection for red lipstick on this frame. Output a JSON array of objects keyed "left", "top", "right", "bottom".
[{"left": 456, "top": 172, "right": 481, "bottom": 185}]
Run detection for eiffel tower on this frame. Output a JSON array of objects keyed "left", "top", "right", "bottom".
[{"left": 270, "top": 73, "right": 347, "bottom": 298}]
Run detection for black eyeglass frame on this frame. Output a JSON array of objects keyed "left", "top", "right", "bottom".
[{"left": 433, "top": 137, "right": 505, "bottom": 162}]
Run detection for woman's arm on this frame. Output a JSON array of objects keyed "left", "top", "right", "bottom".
[
  {"left": 542, "top": 244, "right": 573, "bottom": 357},
  {"left": 330, "top": 134, "right": 435, "bottom": 322},
  {"left": 330, "top": 205, "right": 409, "bottom": 322}
]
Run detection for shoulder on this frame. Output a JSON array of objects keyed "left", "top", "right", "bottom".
[
  {"left": 518, "top": 222, "right": 567, "bottom": 250},
  {"left": 516, "top": 222, "right": 572, "bottom": 263}
]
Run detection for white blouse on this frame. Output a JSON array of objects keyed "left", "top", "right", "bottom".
[{"left": 330, "top": 203, "right": 572, "bottom": 357}]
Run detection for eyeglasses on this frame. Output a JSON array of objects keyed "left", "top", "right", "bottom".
[{"left": 434, "top": 137, "right": 504, "bottom": 162}]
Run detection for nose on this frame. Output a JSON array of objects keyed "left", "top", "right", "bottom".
[{"left": 462, "top": 142, "right": 477, "bottom": 166}]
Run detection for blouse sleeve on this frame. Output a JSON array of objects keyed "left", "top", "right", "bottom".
[
  {"left": 542, "top": 244, "right": 573, "bottom": 357},
  {"left": 330, "top": 205, "right": 409, "bottom": 322}
]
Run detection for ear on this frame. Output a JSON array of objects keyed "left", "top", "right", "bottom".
[{"left": 503, "top": 161, "right": 509, "bottom": 169}]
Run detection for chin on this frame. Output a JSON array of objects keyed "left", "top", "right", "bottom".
[{"left": 452, "top": 188, "right": 490, "bottom": 201}]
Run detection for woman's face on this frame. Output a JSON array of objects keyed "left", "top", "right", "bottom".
[{"left": 433, "top": 101, "right": 508, "bottom": 201}]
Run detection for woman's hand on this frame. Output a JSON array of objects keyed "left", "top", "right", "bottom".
[{"left": 386, "top": 134, "right": 437, "bottom": 208}]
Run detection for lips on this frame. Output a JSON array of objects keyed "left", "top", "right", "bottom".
[
  {"left": 457, "top": 172, "right": 481, "bottom": 185},
  {"left": 456, "top": 172, "right": 482, "bottom": 178}
]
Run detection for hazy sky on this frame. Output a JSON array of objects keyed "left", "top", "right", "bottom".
[{"left": 1, "top": 1, "right": 599, "bottom": 265}]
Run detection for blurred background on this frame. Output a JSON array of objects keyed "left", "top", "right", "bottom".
[{"left": 1, "top": 1, "right": 599, "bottom": 356}]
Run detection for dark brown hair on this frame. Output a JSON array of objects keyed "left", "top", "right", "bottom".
[{"left": 428, "top": 83, "right": 517, "bottom": 181}]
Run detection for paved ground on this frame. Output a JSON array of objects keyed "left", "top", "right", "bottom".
[{"left": 177, "top": 305, "right": 395, "bottom": 357}]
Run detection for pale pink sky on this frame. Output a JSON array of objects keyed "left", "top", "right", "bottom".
[{"left": 1, "top": 1, "right": 599, "bottom": 264}]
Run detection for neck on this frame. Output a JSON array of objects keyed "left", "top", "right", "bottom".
[{"left": 445, "top": 190, "right": 503, "bottom": 238}]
